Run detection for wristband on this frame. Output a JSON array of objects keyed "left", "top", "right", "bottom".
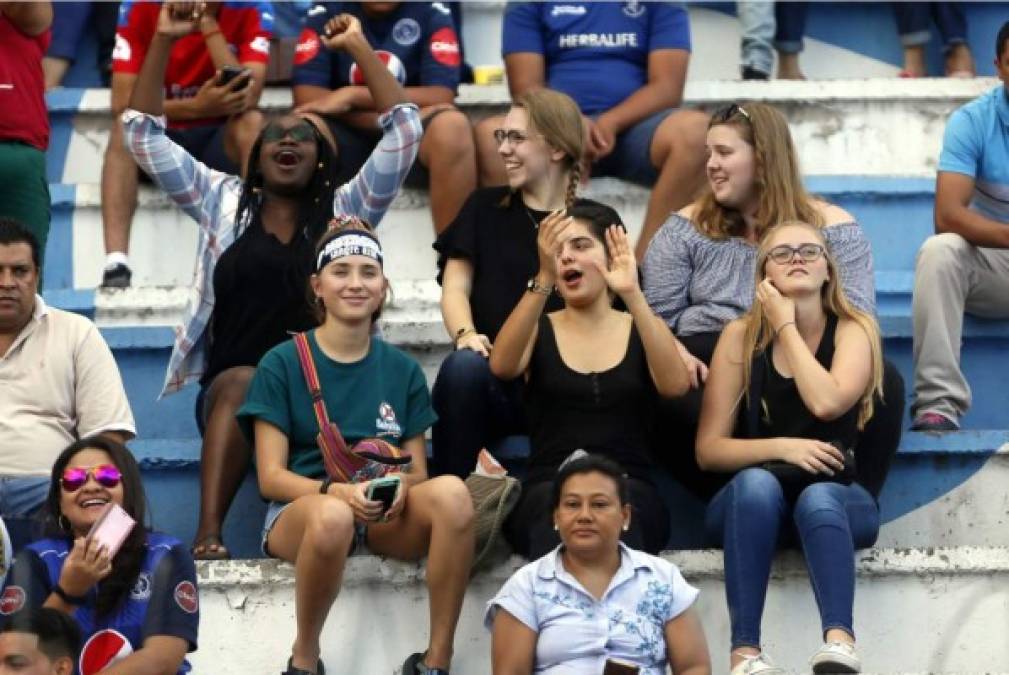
[
  {"left": 774, "top": 321, "right": 796, "bottom": 337},
  {"left": 454, "top": 327, "right": 476, "bottom": 346},
  {"left": 319, "top": 477, "right": 334, "bottom": 495},
  {"left": 53, "top": 584, "right": 87, "bottom": 606},
  {"left": 526, "top": 277, "right": 554, "bottom": 296}
]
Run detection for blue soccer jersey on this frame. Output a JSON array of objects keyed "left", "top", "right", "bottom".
[
  {"left": 1, "top": 533, "right": 199, "bottom": 675},
  {"left": 293, "top": 1, "right": 460, "bottom": 90},
  {"left": 502, "top": 1, "right": 690, "bottom": 115}
]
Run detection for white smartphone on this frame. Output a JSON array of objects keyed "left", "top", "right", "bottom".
[{"left": 86, "top": 503, "right": 136, "bottom": 558}]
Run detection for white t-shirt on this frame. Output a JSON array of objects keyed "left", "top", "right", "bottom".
[
  {"left": 0, "top": 297, "right": 135, "bottom": 475},
  {"left": 485, "top": 543, "right": 699, "bottom": 674}
]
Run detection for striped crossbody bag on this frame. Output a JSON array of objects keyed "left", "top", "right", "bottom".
[{"left": 292, "top": 332, "right": 412, "bottom": 483}]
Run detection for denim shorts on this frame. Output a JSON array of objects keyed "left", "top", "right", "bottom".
[
  {"left": 591, "top": 108, "right": 674, "bottom": 185},
  {"left": 260, "top": 500, "right": 369, "bottom": 558}
]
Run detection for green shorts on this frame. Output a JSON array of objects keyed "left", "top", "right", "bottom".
[{"left": 0, "top": 141, "right": 50, "bottom": 263}]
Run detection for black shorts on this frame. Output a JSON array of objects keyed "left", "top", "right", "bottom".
[
  {"left": 322, "top": 110, "right": 449, "bottom": 190},
  {"left": 140, "top": 124, "right": 238, "bottom": 183}
]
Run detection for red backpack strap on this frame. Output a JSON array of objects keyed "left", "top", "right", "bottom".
[
  {"left": 294, "top": 332, "right": 330, "bottom": 429},
  {"left": 292, "top": 332, "right": 356, "bottom": 481}
]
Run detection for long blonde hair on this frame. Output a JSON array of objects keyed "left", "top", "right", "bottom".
[
  {"left": 694, "top": 103, "right": 822, "bottom": 240},
  {"left": 740, "top": 221, "right": 883, "bottom": 429},
  {"left": 505, "top": 88, "right": 585, "bottom": 210}
]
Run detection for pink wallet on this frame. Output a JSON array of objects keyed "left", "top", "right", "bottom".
[{"left": 87, "top": 503, "right": 136, "bottom": 557}]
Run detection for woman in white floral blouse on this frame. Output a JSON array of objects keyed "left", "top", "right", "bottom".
[{"left": 486, "top": 454, "right": 711, "bottom": 675}]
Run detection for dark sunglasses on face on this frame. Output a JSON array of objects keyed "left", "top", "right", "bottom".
[
  {"left": 713, "top": 103, "right": 751, "bottom": 124},
  {"left": 493, "top": 128, "right": 532, "bottom": 145},
  {"left": 261, "top": 121, "right": 317, "bottom": 144},
  {"left": 767, "top": 243, "right": 826, "bottom": 265},
  {"left": 60, "top": 464, "right": 123, "bottom": 492}
]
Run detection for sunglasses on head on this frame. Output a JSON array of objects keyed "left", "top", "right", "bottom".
[
  {"left": 60, "top": 464, "right": 123, "bottom": 492},
  {"left": 261, "top": 121, "right": 317, "bottom": 144},
  {"left": 767, "top": 243, "right": 826, "bottom": 265},
  {"left": 713, "top": 103, "right": 751, "bottom": 124}
]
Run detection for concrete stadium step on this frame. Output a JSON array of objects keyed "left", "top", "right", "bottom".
[
  {"left": 46, "top": 79, "right": 997, "bottom": 185},
  {"left": 50, "top": 175, "right": 936, "bottom": 290},
  {"left": 191, "top": 545, "right": 1009, "bottom": 673}
]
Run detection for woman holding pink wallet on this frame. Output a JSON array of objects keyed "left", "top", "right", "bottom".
[{"left": 1, "top": 437, "right": 199, "bottom": 674}]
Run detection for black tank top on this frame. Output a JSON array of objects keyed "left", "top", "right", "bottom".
[
  {"left": 524, "top": 314, "right": 657, "bottom": 483},
  {"left": 754, "top": 313, "right": 860, "bottom": 450}
]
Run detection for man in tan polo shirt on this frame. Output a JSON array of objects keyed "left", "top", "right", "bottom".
[{"left": 0, "top": 218, "right": 135, "bottom": 545}]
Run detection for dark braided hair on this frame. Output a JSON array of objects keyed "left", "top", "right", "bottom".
[
  {"left": 46, "top": 437, "right": 150, "bottom": 618},
  {"left": 234, "top": 117, "right": 343, "bottom": 245}
]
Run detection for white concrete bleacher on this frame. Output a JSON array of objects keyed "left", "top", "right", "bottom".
[{"left": 44, "top": 73, "right": 1009, "bottom": 672}]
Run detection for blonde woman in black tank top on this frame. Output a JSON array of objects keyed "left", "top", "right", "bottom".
[{"left": 696, "top": 222, "right": 892, "bottom": 675}]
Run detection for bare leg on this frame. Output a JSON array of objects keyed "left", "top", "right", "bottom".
[
  {"left": 42, "top": 57, "right": 71, "bottom": 90},
  {"left": 193, "top": 366, "right": 256, "bottom": 559},
  {"left": 367, "top": 476, "right": 475, "bottom": 670},
  {"left": 776, "top": 51, "right": 806, "bottom": 79},
  {"left": 101, "top": 116, "right": 139, "bottom": 258},
  {"left": 224, "top": 110, "right": 266, "bottom": 179},
  {"left": 944, "top": 43, "right": 975, "bottom": 77},
  {"left": 419, "top": 108, "right": 477, "bottom": 234},
  {"left": 635, "top": 109, "right": 709, "bottom": 260},
  {"left": 267, "top": 495, "right": 356, "bottom": 674},
  {"left": 901, "top": 44, "right": 927, "bottom": 76},
  {"left": 474, "top": 115, "right": 508, "bottom": 187}
]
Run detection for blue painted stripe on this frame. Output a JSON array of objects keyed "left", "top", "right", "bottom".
[
  {"left": 43, "top": 184, "right": 74, "bottom": 291},
  {"left": 41, "top": 288, "right": 95, "bottom": 318},
  {"left": 805, "top": 176, "right": 935, "bottom": 196},
  {"left": 44, "top": 88, "right": 86, "bottom": 183},
  {"left": 99, "top": 325, "right": 177, "bottom": 349}
]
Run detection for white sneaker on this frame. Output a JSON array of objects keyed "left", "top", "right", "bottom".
[
  {"left": 729, "top": 652, "right": 785, "bottom": 675},
  {"left": 810, "top": 641, "right": 861, "bottom": 673}
]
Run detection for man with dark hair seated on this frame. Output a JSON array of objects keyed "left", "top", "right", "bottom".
[
  {"left": 0, "top": 218, "right": 135, "bottom": 545},
  {"left": 0, "top": 607, "right": 80, "bottom": 675}
]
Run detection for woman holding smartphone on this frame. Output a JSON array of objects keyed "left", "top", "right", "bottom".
[
  {"left": 487, "top": 454, "right": 710, "bottom": 675},
  {"left": 238, "top": 221, "right": 474, "bottom": 675},
  {"left": 122, "top": 4, "right": 422, "bottom": 561},
  {"left": 2, "top": 437, "right": 198, "bottom": 674},
  {"left": 696, "top": 222, "right": 893, "bottom": 675}
]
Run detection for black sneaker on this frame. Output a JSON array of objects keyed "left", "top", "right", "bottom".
[
  {"left": 742, "top": 65, "right": 770, "bottom": 80},
  {"left": 100, "top": 263, "right": 132, "bottom": 289},
  {"left": 282, "top": 657, "right": 324, "bottom": 675},
  {"left": 910, "top": 412, "right": 958, "bottom": 433},
  {"left": 402, "top": 652, "right": 449, "bottom": 675}
]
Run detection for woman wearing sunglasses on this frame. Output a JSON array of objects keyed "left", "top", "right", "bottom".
[
  {"left": 641, "top": 102, "right": 903, "bottom": 502},
  {"left": 430, "top": 88, "right": 583, "bottom": 479},
  {"left": 121, "top": 7, "right": 422, "bottom": 560},
  {"left": 3, "top": 437, "right": 198, "bottom": 674},
  {"left": 696, "top": 222, "right": 890, "bottom": 675}
]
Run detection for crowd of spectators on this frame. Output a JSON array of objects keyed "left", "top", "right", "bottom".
[{"left": 0, "top": 1, "right": 1007, "bottom": 673}]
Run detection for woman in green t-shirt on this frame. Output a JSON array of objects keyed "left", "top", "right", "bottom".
[{"left": 238, "top": 221, "right": 474, "bottom": 675}]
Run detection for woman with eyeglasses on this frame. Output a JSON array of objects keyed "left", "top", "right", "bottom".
[
  {"left": 121, "top": 7, "right": 422, "bottom": 560},
  {"left": 641, "top": 102, "right": 903, "bottom": 502},
  {"left": 697, "top": 221, "right": 889, "bottom": 675},
  {"left": 3, "top": 437, "right": 199, "bottom": 674},
  {"left": 430, "top": 88, "right": 583, "bottom": 479}
]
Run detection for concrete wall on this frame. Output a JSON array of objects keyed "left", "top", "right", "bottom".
[{"left": 191, "top": 547, "right": 1009, "bottom": 674}]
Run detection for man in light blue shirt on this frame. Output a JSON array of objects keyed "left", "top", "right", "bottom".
[{"left": 911, "top": 21, "right": 1009, "bottom": 432}]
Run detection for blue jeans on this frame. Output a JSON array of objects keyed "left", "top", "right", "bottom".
[
  {"left": 892, "top": 2, "right": 967, "bottom": 52},
  {"left": 0, "top": 476, "right": 51, "bottom": 553},
  {"left": 738, "top": 2, "right": 775, "bottom": 75},
  {"left": 705, "top": 468, "right": 880, "bottom": 649},
  {"left": 774, "top": 1, "right": 808, "bottom": 54},
  {"left": 431, "top": 349, "right": 526, "bottom": 478},
  {"left": 591, "top": 109, "right": 672, "bottom": 185}
]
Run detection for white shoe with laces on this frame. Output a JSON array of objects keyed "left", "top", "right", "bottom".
[
  {"left": 810, "top": 641, "right": 861, "bottom": 673},
  {"left": 729, "top": 652, "right": 785, "bottom": 675}
]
